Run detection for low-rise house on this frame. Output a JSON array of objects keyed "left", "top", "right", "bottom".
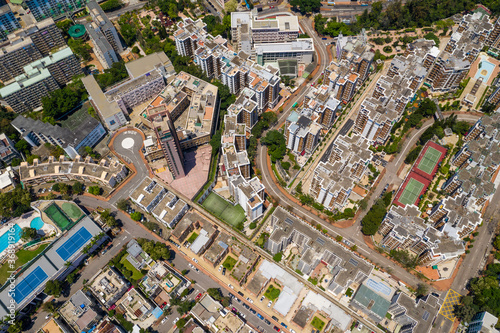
[
  {"left": 190, "top": 224, "right": 218, "bottom": 255},
  {"left": 126, "top": 239, "right": 153, "bottom": 271},
  {"left": 203, "top": 232, "right": 230, "bottom": 268},
  {"left": 88, "top": 266, "right": 129, "bottom": 309},
  {"left": 116, "top": 287, "right": 154, "bottom": 321},
  {"left": 59, "top": 290, "right": 103, "bottom": 333}
]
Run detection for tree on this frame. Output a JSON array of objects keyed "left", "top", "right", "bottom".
[
  {"left": 100, "top": 0, "right": 123, "bottom": 12},
  {"left": 72, "top": 181, "right": 84, "bottom": 195},
  {"left": 100, "top": 209, "right": 118, "bottom": 227},
  {"left": 68, "top": 39, "right": 92, "bottom": 61},
  {"left": 210, "top": 130, "right": 221, "bottom": 156},
  {"left": 224, "top": 0, "right": 237, "bottom": 13},
  {"left": 416, "top": 283, "right": 428, "bottom": 297},
  {"left": 44, "top": 280, "right": 63, "bottom": 297},
  {"left": 177, "top": 300, "right": 194, "bottom": 315},
  {"left": 43, "top": 302, "right": 58, "bottom": 314},
  {"left": 21, "top": 227, "right": 37, "bottom": 241},
  {"left": 361, "top": 198, "right": 389, "bottom": 235},
  {"left": 130, "top": 212, "right": 142, "bottom": 221},
  {"left": 273, "top": 252, "right": 283, "bottom": 262},
  {"left": 0, "top": 186, "right": 34, "bottom": 218},
  {"left": 290, "top": 0, "right": 321, "bottom": 13},
  {"left": 95, "top": 61, "right": 129, "bottom": 89},
  {"left": 117, "top": 199, "right": 129, "bottom": 211},
  {"left": 42, "top": 82, "right": 86, "bottom": 119},
  {"left": 405, "top": 145, "right": 423, "bottom": 164},
  {"left": 15, "top": 140, "right": 30, "bottom": 155},
  {"left": 262, "top": 130, "right": 286, "bottom": 162},
  {"left": 88, "top": 186, "right": 102, "bottom": 196},
  {"left": 249, "top": 222, "right": 257, "bottom": 229},
  {"left": 452, "top": 121, "right": 471, "bottom": 136},
  {"left": 7, "top": 320, "right": 24, "bottom": 333}
]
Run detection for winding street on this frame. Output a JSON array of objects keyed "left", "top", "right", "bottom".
[{"left": 257, "top": 81, "right": 483, "bottom": 291}]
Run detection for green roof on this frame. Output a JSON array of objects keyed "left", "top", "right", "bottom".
[{"left": 68, "top": 24, "right": 86, "bottom": 38}]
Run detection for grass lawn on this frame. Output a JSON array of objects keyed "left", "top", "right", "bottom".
[
  {"left": 120, "top": 256, "right": 144, "bottom": 280},
  {"left": 0, "top": 244, "right": 48, "bottom": 285},
  {"left": 187, "top": 232, "right": 199, "bottom": 243},
  {"left": 264, "top": 284, "right": 281, "bottom": 300},
  {"left": 201, "top": 192, "right": 246, "bottom": 228},
  {"left": 345, "top": 288, "right": 353, "bottom": 297},
  {"left": 222, "top": 255, "right": 237, "bottom": 271},
  {"left": 311, "top": 316, "right": 326, "bottom": 331}
]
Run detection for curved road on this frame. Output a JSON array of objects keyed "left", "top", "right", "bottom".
[{"left": 258, "top": 111, "right": 481, "bottom": 289}]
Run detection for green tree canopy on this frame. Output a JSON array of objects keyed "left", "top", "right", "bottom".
[{"left": 262, "top": 130, "right": 286, "bottom": 163}]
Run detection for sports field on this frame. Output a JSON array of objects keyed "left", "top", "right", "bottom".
[
  {"left": 202, "top": 192, "right": 246, "bottom": 227},
  {"left": 398, "top": 178, "right": 425, "bottom": 206},
  {"left": 416, "top": 146, "right": 442, "bottom": 175},
  {"left": 61, "top": 202, "right": 83, "bottom": 220},
  {"left": 44, "top": 204, "right": 71, "bottom": 230}
]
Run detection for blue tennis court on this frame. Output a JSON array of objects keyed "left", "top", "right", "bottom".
[
  {"left": 14, "top": 266, "right": 48, "bottom": 303},
  {"left": 56, "top": 227, "right": 92, "bottom": 261}
]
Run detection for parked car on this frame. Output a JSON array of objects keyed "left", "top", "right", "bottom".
[
  {"left": 219, "top": 265, "right": 223, "bottom": 272},
  {"left": 192, "top": 258, "right": 198, "bottom": 263},
  {"left": 222, "top": 267, "right": 226, "bottom": 275},
  {"left": 232, "top": 307, "right": 238, "bottom": 313},
  {"left": 272, "top": 316, "right": 279, "bottom": 322},
  {"left": 173, "top": 318, "right": 179, "bottom": 325},
  {"left": 246, "top": 297, "right": 253, "bottom": 303},
  {"left": 267, "top": 300, "right": 272, "bottom": 308},
  {"left": 265, "top": 319, "right": 271, "bottom": 325},
  {"left": 280, "top": 323, "right": 287, "bottom": 328},
  {"left": 195, "top": 293, "right": 202, "bottom": 300},
  {"left": 257, "top": 313, "right": 264, "bottom": 320},
  {"left": 228, "top": 293, "right": 235, "bottom": 298},
  {"left": 250, "top": 309, "right": 256, "bottom": 314},
  {"left": 273, "top": 326, "right": 280, "bottom": 332},
  {"left": 161, "top": 317, "right": 168, "bottom": 324},
  {"left": 260, "top": 296, "right": 265, "bottom": 302},
  {"left": 240, "top": 313, "right": 246, "bottom": 319},
  {"left": 243, "top": 303, "right": 250, "bottom": 309},
  {"left": 228, "top": 284, "right": 234, "bottom": 289},
  {"left": 238, "top": 291, "right": 244, "bottom": 297}
]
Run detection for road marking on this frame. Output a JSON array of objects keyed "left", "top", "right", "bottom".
[
  {"left": 124, "top": 230, "right": 131, "bottom": 235},
  {"left": 439, "top": 289, "right": 461, "bottom": 321}
]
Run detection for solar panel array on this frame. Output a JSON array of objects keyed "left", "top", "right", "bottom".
[
  {"left": 14, "top": 267, "right": 48, "bottom": 303},
  {"left": 56, "top": 227, "right": 92, "bottom": 261}
]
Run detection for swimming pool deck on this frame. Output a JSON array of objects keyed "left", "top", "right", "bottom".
[
  {"left": 468, "top": 53, "right": 500, "bottom": 86},
  {"left": 0, "top": 210, "right": 60, "bottom": 259}
]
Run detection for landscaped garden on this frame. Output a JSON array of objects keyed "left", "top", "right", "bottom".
[
  {"left": 264, "top": 284, "right": 281, "bottom": 300},
  {"left": 222, "top": 255, "right": 237, "bottom": 271},
  {"left": 311, "top": 316, "right": 326, "bottom": 331}
]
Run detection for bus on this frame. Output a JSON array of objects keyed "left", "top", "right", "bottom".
[{"left": 292, "top": 102, "right": 298, "bottom": 108}]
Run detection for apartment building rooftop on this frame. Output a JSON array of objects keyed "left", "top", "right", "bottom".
[
  {"left": 0, "top": 66, "right": 50, "bottom": 97},
  {"left": 130, "top": 177, "right": 167, "bottom": 213},
  {"left": 389, "top": 293, "right": 441, "bottom": 333},
  {"left": 151, "top": 189, "right": 189, "bottom": 228},
  {"left": 12, "top": 110, "right": 102, "bottom": 149},
  {"left": 23, "top": 47, "right": 76, "bottom": 73},
  {"left": 82, "top": 75, "right": 124, "bottom": 119},
  {"left": 268, "top": 207, "right": 372, "bottom": 292},
  {"left": 126, "top": 51, "right": 175, "bottom": 78},
  {"left": 19, "top": 155, "right": 127, "bottom": 187},
  {"left": 438, "top": 194, "right": 481, "bottom": 239}
]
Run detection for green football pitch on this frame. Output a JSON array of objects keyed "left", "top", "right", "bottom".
[{"left": 202, "top": 192, "right": 246, "bottom": 227}]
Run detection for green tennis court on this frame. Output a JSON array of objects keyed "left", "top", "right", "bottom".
[
  {"left": 202, "top": 192, "right": 246, "bottom": 227},
  {"left": 399, "top": 178, "right": 425, "bottom": 206},
  {"left": 417, "top": 147, "right": 442, "bottom": 175},
  {"left": 61, "top": 202, "right": 83, "bottom": 220},
  {"left": 44, "top": 204, "right": 71, "bottom": 230}
]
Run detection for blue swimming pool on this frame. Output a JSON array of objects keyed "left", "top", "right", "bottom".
[
  {"left": 30, "top": 217, "right": 44, "bottom": 230},
  {"left": 475, "top": 60, "right": 496, "bottom": 82},
  {"left": 0, "top": 224, "right": 22, "bottom": 253}
]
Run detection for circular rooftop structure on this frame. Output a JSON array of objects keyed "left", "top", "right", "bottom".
[{"left": 68, "top": 24, "right": 87, "bottom": 39}]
